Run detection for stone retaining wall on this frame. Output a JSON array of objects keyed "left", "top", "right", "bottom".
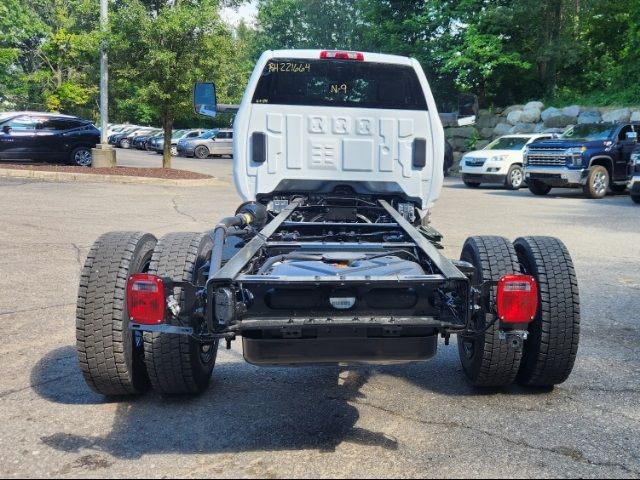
[{"left": 445, "top": 102, "right": 640, "bottom": 171}]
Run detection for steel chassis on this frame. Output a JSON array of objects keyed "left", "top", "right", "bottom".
[{"left": 131, "top": 196, "right": 501, "bottom": 365}]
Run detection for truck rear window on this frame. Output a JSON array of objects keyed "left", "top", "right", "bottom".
[{"left": 251, "top": 58, "right": 428, "bottom": 110}]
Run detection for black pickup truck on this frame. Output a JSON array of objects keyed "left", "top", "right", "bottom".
[{"left": 523, "top": 122, "right": 639, "bottom": 199}]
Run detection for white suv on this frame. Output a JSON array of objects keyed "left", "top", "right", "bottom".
[{"left": 460, "top": 134, "right": 554, "bottom": 190}]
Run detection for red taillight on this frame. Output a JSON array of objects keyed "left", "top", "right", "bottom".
[
  {"left": 320, "top": 50, "right": 364, "bottom": 61},
  {"left": 497, "top": 274, "right": 538, "bottom": 324},
  {"left": 127, "top": 274, "right": 165, "bottom": 325}
]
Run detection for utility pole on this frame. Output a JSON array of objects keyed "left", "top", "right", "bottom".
[{"left": 92, "top": 0, "right": 116, "bottom": 168}]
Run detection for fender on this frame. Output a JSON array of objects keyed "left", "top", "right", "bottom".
[{"left": 584, "top": 155, "right": 614, "bottom": 184}]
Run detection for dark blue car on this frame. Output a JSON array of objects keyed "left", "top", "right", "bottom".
[{"left": 0, "top": 111, "right": 100, "bottom": 166}]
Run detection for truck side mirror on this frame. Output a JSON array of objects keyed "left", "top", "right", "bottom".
[
  {"left": 1, "top": 125, "right": 11, "bottom": 134},
  {"left": 193, "top": 83, "right": 217, "bottom": 118}
]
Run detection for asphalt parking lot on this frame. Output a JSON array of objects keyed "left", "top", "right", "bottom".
[{"left": 0, "top": 150, "right": 639, "bottom": 478}]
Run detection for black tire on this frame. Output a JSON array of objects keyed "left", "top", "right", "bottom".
[
  {"left": 582, "top": 165, "right": 609, "bottom": 199},
  {"left": 457, "top": 236, "right": 523, "bottom": 387},
  {"left": 463, "top": 180, "right": 481, "bottom": 188},
  {"left": 69, "top": 146, "right": 93, "bottom": 167},
  {"left": 504, "top": 165, "right": 524, "bottom": 190},
  {"left": 513, "top": 237, "right": 580, "bottom": 387},
  {"left": 143, "top": 232, "right": 218, "bottom": 395},
  {"left": 76, "top": 231, "right": 157, "bottom": 396},
  {"left": 528, "top": 180, "right": 551, "bottom": 196},
  {"left": 632, "top": 195, "right": 640, "bottom": 204},
  {"left": 194, "top": 145, "right": 210, "bottom": 159}
]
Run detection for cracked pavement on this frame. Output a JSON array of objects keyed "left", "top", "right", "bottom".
[{"left": 0, "top": 150, "right": 638, "bottom": 478}]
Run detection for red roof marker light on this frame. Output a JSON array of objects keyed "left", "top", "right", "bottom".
[{"left": 320, "top": 50, "right": 364, "bottom": 61}]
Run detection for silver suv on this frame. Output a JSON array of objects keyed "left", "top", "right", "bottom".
[{"left": 177, "top": 128, "right": 233, "bottom": 159}]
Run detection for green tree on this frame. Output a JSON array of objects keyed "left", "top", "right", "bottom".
[
  {"left": 574, "top": 0, "right": 640, "bottom": 104},
  {"left": 356, "top": 0, "right": 460, "bottom": 108},
  {"left": 110, "top": 0, "right": 239, "bottom": 168},
  {"left": 252, "top": 0, "right": 364, "bottom": 55},
  {"left": 0, "top": 0, "right": 47, "bottom": 109},
  {"left": 438, "top": 26, "right": 530, "bottom": 105},
  {"left": 0, "top": 0, "right": 99, "bottom": 115}
]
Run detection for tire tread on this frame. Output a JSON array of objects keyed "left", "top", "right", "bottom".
[
  {"left": 514, "top": 236, "right": 580, "bottom": 387},
  {"left": 458, "top": 236, "right": 522, "bottom": 387},
  {"left": 143, "top": 232, "right": 215, "bottom": 394},
  {"left": 76, "top": 231, "right": 155, "bottom": 395}
]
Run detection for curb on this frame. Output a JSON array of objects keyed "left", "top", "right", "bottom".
[{"left": 0, "top": 168, "right": 222, "bottom": 187}]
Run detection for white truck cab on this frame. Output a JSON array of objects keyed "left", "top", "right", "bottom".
[{"left": 221, "top": 50, "right": 445, "bottom": 215}]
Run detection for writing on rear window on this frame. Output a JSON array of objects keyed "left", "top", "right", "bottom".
[
  {"left": 267, "top": 62, "right": 311, "bottom": 73},
  {"left": 252, "top": 58, "right": 428, "bottom": 110}
]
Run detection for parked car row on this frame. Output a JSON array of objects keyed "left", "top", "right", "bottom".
[
  {"left": 106, "top": 123, "right": 233, "bottom": 159},
  {"left": 0, "top": 112, "right": 234, "bottom": 166},
  {"left": 147, "top": 129, "right": 208, "bottom": 156},
  {"left": 459, "top": 122, "right": 640, "bottom": 204},
  {"left": 2, "top": 110, "right": 636, "bottom": 205}
]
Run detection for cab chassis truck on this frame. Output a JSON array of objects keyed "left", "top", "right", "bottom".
[{"left": 77, "top": 50, "right": 580, "bottom": 396}]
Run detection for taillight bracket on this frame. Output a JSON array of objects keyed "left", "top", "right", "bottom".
[{"left": 130, "top": 323, "right": 194, "bottom": 335}]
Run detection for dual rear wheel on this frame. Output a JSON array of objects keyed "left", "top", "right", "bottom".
[
  {"left": 458, "top": 236, "right": 580, "bottom": 388},
  {"left": 76, "top": 231, "right": 219, "bottom": 396},
  {"left": 77, "top": 231, "right": 580, "bottom": 396}
]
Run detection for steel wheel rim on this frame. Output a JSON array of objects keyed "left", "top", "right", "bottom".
[
  {"left": 593, "top": 171, "right": 607, "bottom": 196},
  {"left": 195, "top": 146, "right": 208, "bottom": 159},
  {"left": 171, "top": 146, "right": 178, "bottom": 156},
  {"left": 511, "top": 168, "right": 523, "bottom": 188},
  {"left": 75, "top": 149, "right": 92, "bottom": 166}
]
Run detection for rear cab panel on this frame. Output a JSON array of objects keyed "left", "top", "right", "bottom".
[{"left": 233, "top": 50, "right": 444, "bottom": 212}]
